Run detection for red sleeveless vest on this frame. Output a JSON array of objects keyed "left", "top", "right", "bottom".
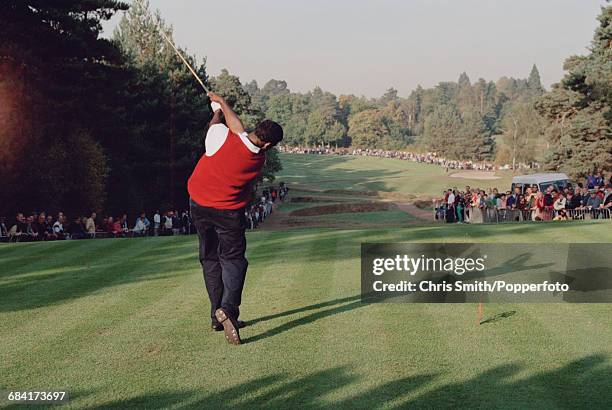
[{"left": 188, "top": 130, "right": 265, "bottom": 210}]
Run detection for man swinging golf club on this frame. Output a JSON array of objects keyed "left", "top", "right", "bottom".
[{"left": 188, "top": 92, "right": 283, "bottom": 345}]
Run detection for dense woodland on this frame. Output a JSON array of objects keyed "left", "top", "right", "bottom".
[{"left": 0, "top": 0, "right": 610, "bottom": 216}]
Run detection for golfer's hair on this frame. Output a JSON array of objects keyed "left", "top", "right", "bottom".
[{"left": 255, "top": 120, "right": 283, "bottom": 146}]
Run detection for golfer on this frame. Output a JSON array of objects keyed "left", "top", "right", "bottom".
[{"left": 188, "top": 92, "right": 283, "bottom": 345}]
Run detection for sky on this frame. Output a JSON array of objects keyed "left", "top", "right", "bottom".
[{"left": 102, "top": 0, "right": 608, "bottom": 97}]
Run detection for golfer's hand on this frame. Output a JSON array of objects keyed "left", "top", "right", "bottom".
[{"left": 208, "top": 92, "right": 226, "bottom": 106}]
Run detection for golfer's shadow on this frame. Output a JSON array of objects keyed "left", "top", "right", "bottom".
[{"left": 243, "top": 295, "right": 364, "bottom": 344}]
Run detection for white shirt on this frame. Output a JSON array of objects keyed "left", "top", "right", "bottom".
[
  {"left": 554, "top": 197, "right": 567, "bottom": 211},
  {"left": 134, "top": 219, "right": 146, "bottom": 232},
  {"left": 154, "top": 213, "right": 161, "bottom": 224},
  {"left": 205, "top": 124, "right": 260, "bottom": 156},
  {"left": 53, "top": 221, "right": 63, "bottom": 233},
  {"left": 447, "top": 193, "right": 455, "bottom": 205}
]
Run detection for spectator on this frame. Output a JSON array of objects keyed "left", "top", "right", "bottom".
[
  {"left": 86, "top": 212, "right": 97, "bottom": 238},
  {"left": 133, "top": 213, "right": 150, "bottom": 236},
  {"left": 153, "top": 210, "right": 161, "bottom": 236},
  {"left": 120, "top": 214, "right": 129, "bottom": 235},
  {"left": 553, "top": 193, "right": 567, "bottom": 211},
  {"left": 0, "top": 217, "right": 9, "bottom": 240},
  {"left": 172, "top": 210, "right": 181, "bottom": 236},
  {"left": 53, "top": 215, "right": 66, "bottom": 240},
  {"left": 446, "top": 189, "right": 455, "bottom": 223},
  {"left": 181, "top": 211, "right": 190, "bottom": 234},
  {"left": 31, "top": 214, "right": 48, "bottom": 241},
  {"left": 163, "top": 211, "right": 173, "bottom": 235},
  {"left": 69, "top": 217, "right": 87, "bottom": 240}
]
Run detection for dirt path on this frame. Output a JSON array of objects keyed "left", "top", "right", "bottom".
[{"left": 394, "top": 202, "right": 434, "bottom": 222}]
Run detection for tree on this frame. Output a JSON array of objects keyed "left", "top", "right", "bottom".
[
  {"left": 460, "top": 108, "right": 495, "bottom": 161},
  {"left": 498, "top": 102, "right": 546, "bottom": 169},
  {"left": 0, "top": 0, "right": 129, "bottom": 215},
  {"left": 349, "top": 110, "right": 388, "bottom": 148},
  {"left": 422, "top": 105, "right": 463, "bottom": 157},
  {"left": 535, "top": 3, "right": 612, "bottom": 178},
  {"left": 527, "top": 64, "right": 545, "bottom": 95},
  {"left": 113, "top": 0, "right": 211, "bottom": 212}
]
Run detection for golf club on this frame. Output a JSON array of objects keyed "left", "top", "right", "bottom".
[{"left": 158, "top": 29, "right": 210, "bottom": 94}]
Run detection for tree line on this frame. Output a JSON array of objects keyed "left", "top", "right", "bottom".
[
  {"left": 1, "top": 1, "right": 609, "bottom": 217},
  {"left": 0, "top": 0, "right": 280, "bottom": 217},
  {"left": 245, "top": 4, "right": 610, "bottom": 178}
]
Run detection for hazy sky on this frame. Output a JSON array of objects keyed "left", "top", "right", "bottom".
[{"left": 103, "top": 0, "right": 607, "bottom": 97}]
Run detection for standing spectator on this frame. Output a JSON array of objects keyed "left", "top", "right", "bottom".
[
  {"left": 553, "top": 193, "right": 567, "bottom": 211},
  {"left": 181, "top": 211, "right": 190, "bottom": 234},
  {"left": 587, "top": 191, "right": 603, "bottom": 217},
  {"left": 0, "top": 217, "right": 8, "bottom": 241},
  {"left": 153, "top": 210, "right": 161, "bottom": 236},
  {"left": 586, "top": 172, "right": 597, "bottom": 189},
  {"left": 446, "top": 189, "right": 455, "bottom": 223},
  {"left": 172, "top": 211, "right": 181, "bottom": 236},
  {"left": 163, "top": 211, "right": 173, "bottom": 235},
  {"left": 86, "top": 212, "right": 97, "bottom": 238}
]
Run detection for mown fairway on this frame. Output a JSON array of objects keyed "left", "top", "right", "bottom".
[
  {"left": 277, "top": 153, "right": 514, "bottom": 199},
  {"left": 1, "top": 154, "right": 611, "bottom": 409}
]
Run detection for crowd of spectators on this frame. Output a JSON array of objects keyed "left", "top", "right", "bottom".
[
  {"left": 436, "top": 172, "right": 612, "bottom": 224},
  {"left": 244, "top": 184, "right": 289, "bottom": 229},
  {"left": 0, "top": 184, "right": 290, "bottom": 243},
  {"left": 279, "top": 146, "right": 539, "bottom": 172}
]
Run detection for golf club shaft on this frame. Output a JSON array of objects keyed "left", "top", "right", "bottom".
[{"left": 159, "top": 30, "right": 210, "bottom": 94}]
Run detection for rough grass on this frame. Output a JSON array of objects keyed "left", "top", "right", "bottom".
[{"left": 1, "top": 221, "right": 611, "bottom": 409}]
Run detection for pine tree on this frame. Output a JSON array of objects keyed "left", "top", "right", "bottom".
[
  {"left": 528, "top": 64, "right": 545, "bottom": 95},
  {"left": 0, "top": 0, "right": 129, "bottom": 215},
  {"left": 535, "top": 4, "right": 612, "bottom": 178}
]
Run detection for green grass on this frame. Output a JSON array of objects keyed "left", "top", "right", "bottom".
[
  {"left": 293, "top": 210, "right": 418, "bottom": 226},
  {"left": 277, "top": 153, "right": 514, "bottom": 199},
  {"left": 1, "top": 154, "right": 611, "bottom": 409},
  {"left": 1, "top": 222, "right": 611, "bottom": 409}
]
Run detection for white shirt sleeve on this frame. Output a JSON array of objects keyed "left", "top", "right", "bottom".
[
  {"left": 205, "top": 124, "right": 229, "bottom": 157},
  {"left": 205, "top": 124, "right": 261, "bottom": 156}
]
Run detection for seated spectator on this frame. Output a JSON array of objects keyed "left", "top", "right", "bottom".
[
  {"left": 553, "top": 210, "right": 568, "bottom": 221},
  {"left": 53, "top": 215, "right": 66, "bottom": 240},
  {"left": 106, "top": 216, "right": 119, "bottom": 236},
  {"left": 69, "top": 217, "right": 87, "bottom": 240},
  {"left": 28, "top": 215, "right": 44, "bottom": 241},
  {"left": 45, "top": 215, "right": 57, "bottom": 240},
  {"left": 120, "top": 214, "right": 129, "bottom": 235},
  {"left": 133, "top": 213, "right": 150, "bottom": 236},
  {"left": 8, "top": 213, "right": 30, "bottom": 242}
]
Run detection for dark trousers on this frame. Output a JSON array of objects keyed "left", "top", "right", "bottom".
[{"left": 190, "top": 199, "right": 248, "bottom": 322}]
